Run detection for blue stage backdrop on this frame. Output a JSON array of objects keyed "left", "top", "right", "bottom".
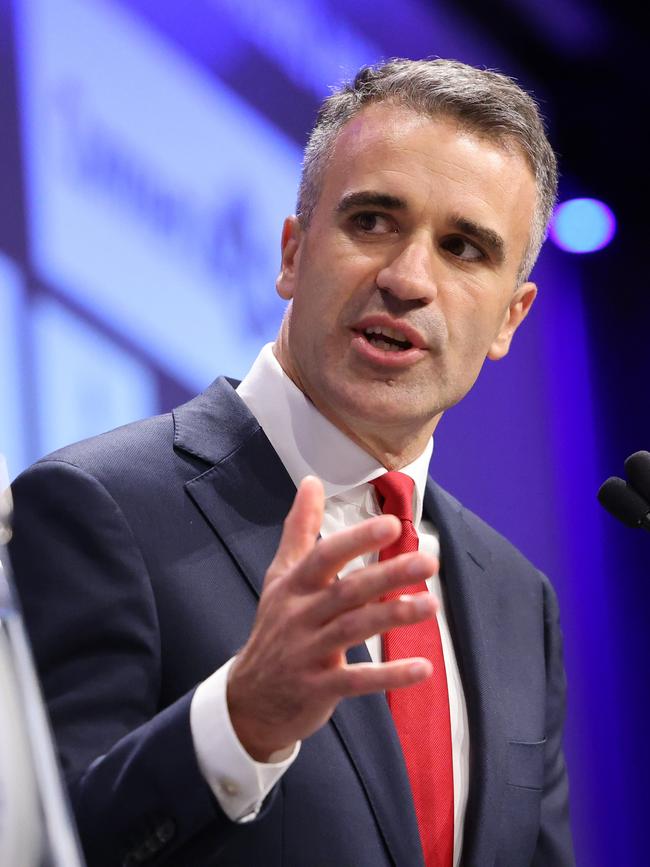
[{"left": 0, "top": 1, "right": 644, "bottom": 864}]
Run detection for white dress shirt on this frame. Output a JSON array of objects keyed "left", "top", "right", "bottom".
[{"left": 190, "top": 343, "right": 469, "bottom": 865}]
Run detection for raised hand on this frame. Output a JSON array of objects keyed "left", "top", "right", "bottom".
[{"left": 227, "top": 475, "right": 438, "bottom": 761}]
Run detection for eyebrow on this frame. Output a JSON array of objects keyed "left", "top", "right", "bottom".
[
  {"left": 335, "top": 191, "right": 407, "bottom": 214},
  {"left": 450, "top": 216, "right": 505, "bottom": 265}
]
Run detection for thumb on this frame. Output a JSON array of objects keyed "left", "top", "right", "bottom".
[{"left": 264, "top": 475, "right": 324, "bottom": 584}]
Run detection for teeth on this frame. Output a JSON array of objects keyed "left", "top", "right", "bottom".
[
  {"left": 371, "top": 338, "right": 399, "bottom": 351},
  {"left": 366, "top": 336, "right": 404, "bottom": 352},
  {"left": 363, "top": 325, "right": 409, "bottom": 342}
]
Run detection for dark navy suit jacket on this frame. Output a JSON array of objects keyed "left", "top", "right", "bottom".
[{"left": 9, "top": 377, "right": 574, "bottom": 866}]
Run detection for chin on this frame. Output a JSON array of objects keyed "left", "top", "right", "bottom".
[{"left": 323, "top": 377, "right": 433, "bottom": 430}]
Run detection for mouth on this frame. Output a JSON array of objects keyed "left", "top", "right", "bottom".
[
  {"left": 350, "top": 317, "right": 427, "bottom": 368},
  {"left": 361, "top": 325, "right": 413, "bottom": 353}
]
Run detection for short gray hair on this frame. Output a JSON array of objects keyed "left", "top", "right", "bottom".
[{"left": 297, "top": 58, "right": 558, "bottom": 282}]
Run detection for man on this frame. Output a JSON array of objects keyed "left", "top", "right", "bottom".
[{"left": 9, "top": 59, "right": 573, "bottom": 866}]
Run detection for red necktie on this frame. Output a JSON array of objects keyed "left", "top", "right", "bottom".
[{"left": 371, "top": 471, "right": 454, "bottom": 867}]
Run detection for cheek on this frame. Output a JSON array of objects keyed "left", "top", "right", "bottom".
[
  {"left": 289, "top": 286, "right": 336, "bottom": 361},
  {"left": 293, "top": 271, "right": 352, "bottom": 333},
  {"left": 445, "top": 295, "right": 485, "bottom": 345},
  {"left": 449, "top": 287, "right": 507, "bottom": 347}
]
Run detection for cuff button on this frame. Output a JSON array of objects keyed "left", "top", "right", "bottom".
[{"left": 218, "top": 777, "right": 240, "bottom": 797}]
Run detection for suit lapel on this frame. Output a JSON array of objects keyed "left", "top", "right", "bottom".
[
  {"left": 330, "top": 647, "right": 425, "bottom": 867},
  {"left": 173, "top": 379, "right": 424, "bottom": 865},
  {"left": 188, "top": 449, "right": 294, "bottom": 601},
  {"left": 424, "top": 480, "right": 506, "bottom": 867},
  {"left": 173, "top": 377, "right": 295, "bottom": 599}
]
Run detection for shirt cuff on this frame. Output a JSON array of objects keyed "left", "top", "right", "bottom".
[{"left": 190, "top": 656, "right": 300, "bottom": 822}]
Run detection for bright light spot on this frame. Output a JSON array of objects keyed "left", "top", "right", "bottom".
[{"left": 550, "top": 198, "right": 616, "bottom": 253}]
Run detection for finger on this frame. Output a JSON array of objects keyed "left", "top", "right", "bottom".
[
  {"left": 289, "top": 512, "right": 402, "bottom": 593},
  {"left": 308, "top": 592, "right": 438, "bottom": 660},
  {"left": 325, "top": 658, "right": 434, "bottom": 698},
  {"left": 312, "top": 551, "right": 439, "bottom": 625},
  {"left": 266, "top": 476, "right": 324, "bottom": 583}
]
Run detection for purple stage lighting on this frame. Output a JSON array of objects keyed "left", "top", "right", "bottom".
[{"left": 550, "top": 197, "right": 616, "bottom": 253}]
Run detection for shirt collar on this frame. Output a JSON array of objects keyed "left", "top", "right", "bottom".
[{"left": 236, "top": 343, "right": 433, "bottom": 526}]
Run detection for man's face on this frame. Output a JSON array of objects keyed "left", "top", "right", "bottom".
[{"left": 276, "top": 104, "right": 538, "bottom": 447}]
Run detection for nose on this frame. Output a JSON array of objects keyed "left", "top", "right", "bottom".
[{"left": 376, "top": 235, "right": 438, "bottom": 304}]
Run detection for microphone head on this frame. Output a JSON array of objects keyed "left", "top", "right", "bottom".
[
  {"left": 597, "top": 476, "right": 650, "bottom": 528},
  {"left": 624, "top": 450, "right": 650, "bottom": 502}
]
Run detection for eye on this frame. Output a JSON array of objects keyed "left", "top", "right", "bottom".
[
  {"left": 443, "top": 236, "right": 484, "bottom": 261},
  {"left": 350, "top": 212, "right": 396, "bottom": 234}
]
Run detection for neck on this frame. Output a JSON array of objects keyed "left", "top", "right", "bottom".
[{"left": 272, "top": 338, "right": 440, "bottom": 471}]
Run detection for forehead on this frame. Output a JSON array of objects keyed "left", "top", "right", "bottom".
[
  {"left": 325, "top": 103, "right": 531, "bottom": 192},
  {"left": 317, "top": 104, "right": 536, "bottom": 257}
]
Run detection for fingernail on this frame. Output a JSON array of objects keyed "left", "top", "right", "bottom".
[
  {"left": 406, "top": 557, "right": 424, "bottom": 577},
  {"left": 413, "top": 594, "right": 434, "bottom": 615},
  {"left": 407, "top": 555, "right": 436, "bottom": 577},
  {"left": 372, "top": 517, "right": 395, "bottom": 539},
  {"left": 410, "top": 660, "right": 431, "bottom": 677}
]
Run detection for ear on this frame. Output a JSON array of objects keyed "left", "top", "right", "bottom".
[
  {"left": 276, "top": 216, "right": 303, "bottom": 300},
  {"left": 487, "top": 282, "right": 537, "bottom": 361}
]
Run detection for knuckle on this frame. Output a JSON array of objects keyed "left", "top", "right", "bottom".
[
  {"left": 262, "top": 573, "right": 289, "bottom": 604},
  {"left": 263, "top": 563, "right": 280, "bottom": 584},
  {"left": 332, "top": 612, "right": 356, "bottom": 644},
  {"left": 308, "top": 541, "right": 329, "bottom": 575},
  {"left": 343, "top": 667, "right": 365, "bottom": 694},
  {"left": 393, "top": 598, "right": 415, "bottom": 625},
  {"left": 332, "top": 577, "right": 361, "bottom": 608}
]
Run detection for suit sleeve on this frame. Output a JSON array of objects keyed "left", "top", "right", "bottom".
[
  {"left": 8, "top": 458, "right": 272, "bottom": 866},
  {"left": 532, "top": 574, "right": 575, "bottom": 866}
]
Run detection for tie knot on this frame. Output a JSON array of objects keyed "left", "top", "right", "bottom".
[{"left": 370, "top": 471, "right": 415, "bottom": 522}]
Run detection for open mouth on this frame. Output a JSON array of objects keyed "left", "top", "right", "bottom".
[{"left": 362, "top": 326, "right": 413, "bottom": 352}]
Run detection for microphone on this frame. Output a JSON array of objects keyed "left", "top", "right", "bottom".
[
  {"left": 597, "top": 475, "right": 650, "bottom": 532},
  {"left": 624, "top": 451, "right": 650, "bottom": 503}
]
